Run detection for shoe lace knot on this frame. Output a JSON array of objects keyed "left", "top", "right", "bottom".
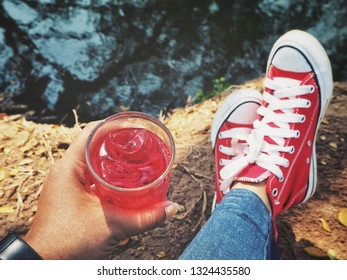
[{"left": 218, "top": 129, "right": 264, "bottom": 192}]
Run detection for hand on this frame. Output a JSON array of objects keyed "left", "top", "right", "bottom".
[{"left": 23, "top": 122, "right": 178, "bottom": 259}]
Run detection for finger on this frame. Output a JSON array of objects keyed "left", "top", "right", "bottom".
[
  {"left": 139, "top": 201, "right": 178, "bottom": 226},
  {"left": 105, "top": 201, "right": 179, "bottom": 238},
  {"left": 135, "top": 201, "right": 179, "bottom": 231}
]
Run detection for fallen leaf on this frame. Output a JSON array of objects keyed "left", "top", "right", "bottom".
[
  {"left": 9, "top": 168, "right": 19, "bottom": 176},
  {"left": 19, "top": 146, "right": 31, "bottom": 153},
  {"left": 130, "top": 236, "right": 139, "bottom": 241},
  {"left": 178, "top": 204, "right": 185, "bottom": 212},
  {"left": 0, "top": 167, "right": 6, "bottom": 181},
  {"left": 31, "top": 205, "right": 38, "bottom": 212},
  {"left": 320, "top": 135, "right": 327, "bottom": 141},
  {"left": 338, "top": 208, "right": 347, "bottom": 227},
  {"left": 0, "top": 206, "right": 15, "bottom": 214},
  {"left": 319, "top": 218, "right": 331, "bottom": 232},
  {"left": 39, "top": 158, "right": 46, "bottom": 166},
  {"left": 118, "top": 238, "right": 130, "bottom": 246},
  {"left": 304, "top": 246, "right": 327, "bottom": 258},
  {"left": 321, "top": 118, "right": 329, "bottom": 125},
  {"left": 19, "top": 158, "right": 33, "bottom": 165},
  {"left": 327, "top": 249, "right": 337, "bottom": 260},
  {"left": 2, "top": 133, "right": 13, "bottom": 140},
  {"left": 34, "top": 147, "right": 46, "bottom": 156},
  {"left": 329, "top": 142, "right": 337, "bottom": 149},
  {"left": 8, "top": 215, "right": 16, "bottom": 222},
  {"left": 156, "top": 251, "right": 166, "bottom": 258}
]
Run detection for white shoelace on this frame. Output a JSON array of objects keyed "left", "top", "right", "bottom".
[{"left": 218, "top": 77, "right": 314, "bottom": 193}]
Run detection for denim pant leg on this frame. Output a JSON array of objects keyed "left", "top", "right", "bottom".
[{"left": 179, "top": 188, "right": 275, "bottom": 260}]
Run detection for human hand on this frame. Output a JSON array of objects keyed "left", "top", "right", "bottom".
[{"left": 23, "top": 122, "right": 178, "bottom": 259}]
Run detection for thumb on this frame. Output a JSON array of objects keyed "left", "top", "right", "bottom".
[
  {"left": 136, "top": 201, "right": 179, "bottom": 232},
  {"left": 106, "top": 201, "right": 179, "bottom": 239}
]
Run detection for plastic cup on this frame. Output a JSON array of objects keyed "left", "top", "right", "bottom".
[{"left": 85, "top": 111, "right": 175, "bottom": 209}]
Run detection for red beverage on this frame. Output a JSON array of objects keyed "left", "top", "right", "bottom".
[
  {"left": 85, "top": 112, "right": 175, "bottom": 208},
  {"left": 91, "top": 127, "right": 171, "bottom": 188}
]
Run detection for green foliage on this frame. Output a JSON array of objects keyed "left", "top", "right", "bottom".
[{"left": 194, "top": 77, "right": 228, "bottom": 103}]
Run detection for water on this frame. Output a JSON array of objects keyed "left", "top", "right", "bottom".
[{"left": 0, "top": 0, "right": 346, "bottom": 125}]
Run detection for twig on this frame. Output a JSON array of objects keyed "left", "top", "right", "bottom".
[
  {"left": 174, "top": 194, "right": 202, "bottom": 220},
  {"left": 192, "top": 191, "right": 207, "bottom": 232},
  {"left": 35, "top": 183, "right": 43, "bottom": 198},
  {"left": 178, "top": 163, "right": 200, "bottom": 183},
  {"left": 39, "top": 132, "right": 54, "bottom": 165},
  {"left": 179, "top": 163, "right": 211, "bottom": 181},
  {"left": 4, "top": 183, "right": 20, "bottom": 190},
  {"left": 16, "top": 175, "right": 30, "bottom": 215},
  {"left": 27, "top": 180, "right": 43, "bottom": 190},
  {"left": 72, "top": 109, "right": 81, "bottom": 130},
  {"left": 158, "top": 110, "right": 165, "bottom": 123}
]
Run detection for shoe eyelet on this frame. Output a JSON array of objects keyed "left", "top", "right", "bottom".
[
  {"left": 219, "top": 145, "right": 223, "bottom": 152},
  {"left": 272, "top": 188, "right": 279, "bottom": 196},
  {"left": 300, "top": 115, "right": 306, "bottom": 123},
  {"left": 306, "top": 157, "right": 310, "bottom": 164},
  {"left": 295, "top": 130, "right": 300, "bottom": 138},
  {"left": 284, "top": 160, "right": 290, "bottom": 168},
  {"left": 218, "top": 132, "right": 223, "bottom": 139},
  {"left": 289, "top": 146, "right": 295, "bottom": 154},
  {"left": 306, "top": 100, "right": 311, "bottom": 108},
  {"left": 279, "top": 176, "right": 284, "bottom": 182},
  {"left": 307, "top": 141, "right": 311, "bottom": 147},
  {"left": 309, "top": 85, "right": 315, "bottom": 93},
  {"left": 219, "top": 159, "right": 224, "bottom": 166}
]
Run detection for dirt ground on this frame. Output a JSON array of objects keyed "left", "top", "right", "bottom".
[{"left": 0, "top": 79, "right": 346, "bottom": 260}]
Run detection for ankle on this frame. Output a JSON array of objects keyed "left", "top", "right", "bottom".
[{"left": 233, "top": 181, "right": 272, "bottom": 214}]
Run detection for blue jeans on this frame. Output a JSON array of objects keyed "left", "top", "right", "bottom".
[{"left": 179, "top": 188, "right": 281, "bottom": 260}]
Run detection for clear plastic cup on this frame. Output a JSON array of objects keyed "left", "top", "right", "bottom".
[{"left": 85, "top": 112, "right": 175, "bottom": 209}]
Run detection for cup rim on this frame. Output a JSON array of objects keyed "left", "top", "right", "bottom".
[{"left": 85, "top": 111, "right": 175, "bottom": 192}]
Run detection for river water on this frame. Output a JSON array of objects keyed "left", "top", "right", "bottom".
[{"left": 0, "top": 0, "right": 346, "bottom": 124}]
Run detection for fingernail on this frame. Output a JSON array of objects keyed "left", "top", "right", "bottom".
[{"left": 165, "top": 203, "right": 179, "bottom": 221}]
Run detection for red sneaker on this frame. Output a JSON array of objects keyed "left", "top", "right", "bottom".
[
  {"left": 233, "top": 30, "right": 333, "bottom": 219},
  {"left": 211, "top": 88, "right": 263, "bottom": 208}
]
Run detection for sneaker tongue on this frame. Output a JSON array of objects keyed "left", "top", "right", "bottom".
[
  {"left": 235, "top": 164, "right": 270, "bottom": 183},
  {"left": 273, "top": 76, "right": 301, "bottom": 87},
  {"left": 270, "top": 65, "right": 310, "bottom": 84}
]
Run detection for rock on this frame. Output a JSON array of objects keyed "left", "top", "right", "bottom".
[{"left": 0, "top": 0, "right": 346, "bottom": 122}]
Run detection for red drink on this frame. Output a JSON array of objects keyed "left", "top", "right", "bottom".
[
  {"left": 85, "top": 112, "right": 175, "bottom": 208},
  {"left": 91, "top": 127, "right": 171, "bottom": 188}
]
